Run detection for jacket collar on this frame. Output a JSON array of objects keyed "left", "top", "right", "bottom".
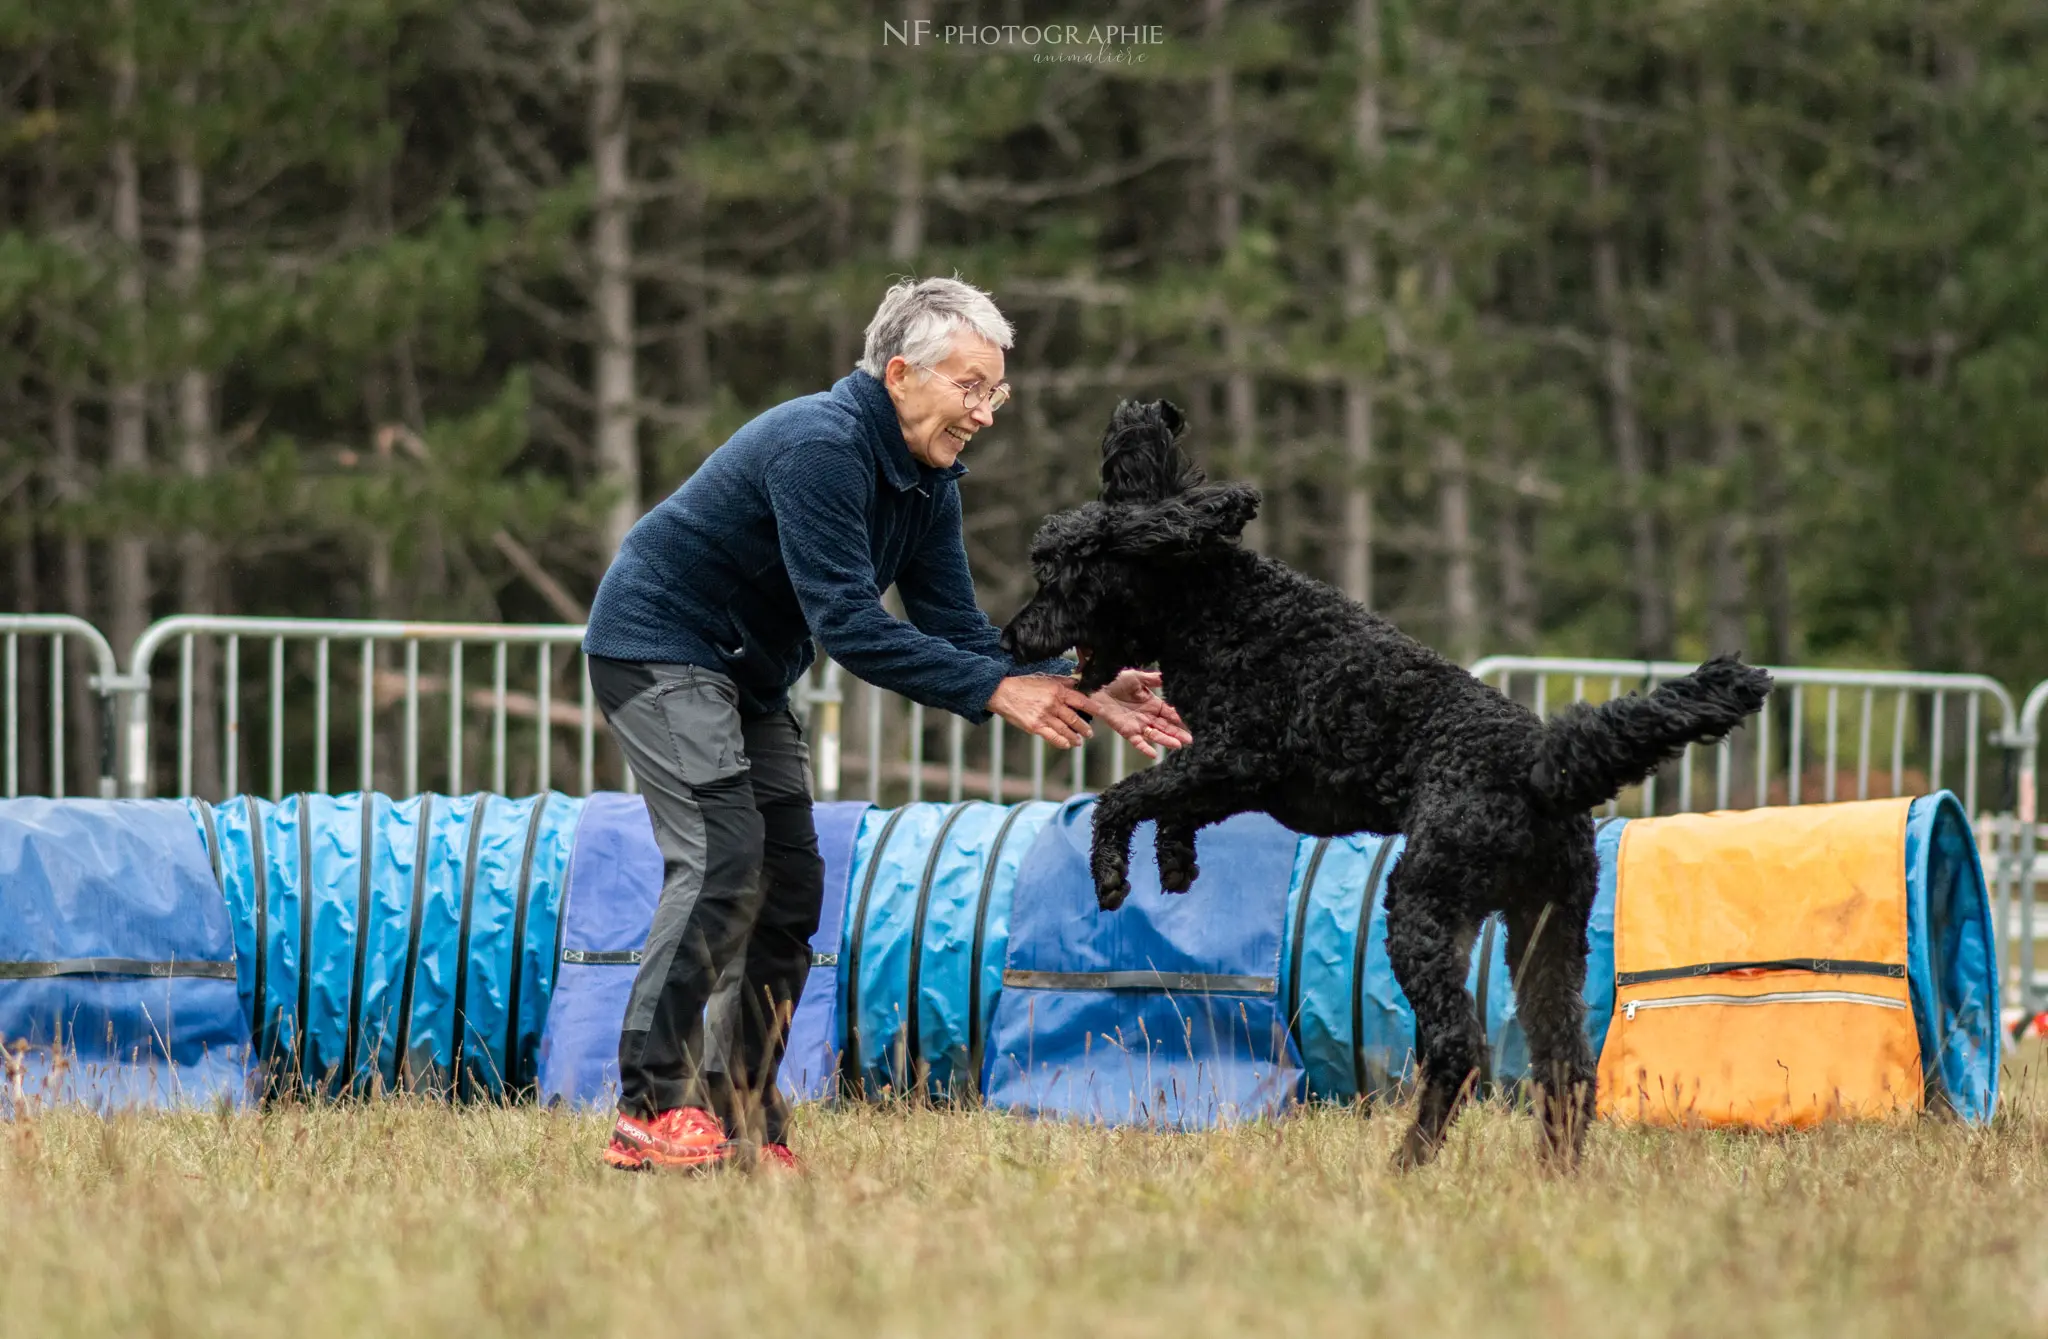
[{"left": 842, "top": 369, "right": 969, "bottom": 492}]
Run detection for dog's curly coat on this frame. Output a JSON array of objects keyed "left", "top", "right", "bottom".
[{"left": 999, "top": 399, "right": 1773, "bottom": 1168}]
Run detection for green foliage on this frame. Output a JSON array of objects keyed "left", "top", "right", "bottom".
[{"left": 0, "top": 0, "right": 2043, "bottom": 683}]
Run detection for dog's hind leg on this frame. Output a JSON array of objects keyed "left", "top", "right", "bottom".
[
  {"left": 1507, "top": 834, "right": 1599, "bottom": 1168},
  {"left": 1383, "top": 838, "right": 1489, "bottom": 1169}
]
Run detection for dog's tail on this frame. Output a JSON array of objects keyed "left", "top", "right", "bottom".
[{"left": 1528, "top": 655, "right": 1773, "bottom": 813}]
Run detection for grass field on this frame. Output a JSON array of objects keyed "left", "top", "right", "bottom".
[{"left": 5, "top": 1054, "right": 2046, "bottom": 1338}]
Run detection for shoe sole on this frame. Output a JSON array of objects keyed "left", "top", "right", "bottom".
[{"left": 604, "top": 1141, "right": 732, "bottom": 1173}]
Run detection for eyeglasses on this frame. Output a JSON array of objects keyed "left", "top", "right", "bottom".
[{"left": 923, "top": 367, "right": 1012, "bottom": 414}]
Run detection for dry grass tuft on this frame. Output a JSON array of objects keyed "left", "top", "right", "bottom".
[{"left": 4, "top": 1052, "right": 2045, "bottom": 1338}]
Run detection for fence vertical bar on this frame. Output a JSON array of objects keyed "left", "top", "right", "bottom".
[
  {"left": 1891, "top": 694, "right": 1906, "bottom": 797},
  {"left": 1071, "top": 740, "right": 1086, "bottom": 797},
  {"left": 908, "top": 703, "right": 924, "bottom": 803},
  {"left": 1715, "top": 738, "right": 1731, "bottom": 811},
  {"left": 49, "top": 636, "right": 65, "bottom": 799},
  {"left": 1824, "top": 687, "right": 1839, "bottom": 804},
  {"left": 1678, "top": 743, "right": 1694, "bottom": 813},
  {"left": 536, "top": 643, "right": 552, "bottom": 793},
  {"left": 3, "top": 632, "right": 15, "bottom": 798},
  {"left": 990, "top": 717, "right": 1005, "bottom": 804},
  {"left": 448, "top": 642, "right": 465, "bottom": 795},
  {"left": 865, "top": 679, "right": 882, "bottom": 804},
  {"left": 178, "top": 634, "right": 195, "bottom": 798},
  {"left": 492, "top": 641, "right": 508, "bottom": 796},
  {"left": 1964, "top": 693, "right": 1980, "bottom": 817},
  {"left": 1788, "top": 685, "right": 1803, "bottom": 806},
  {"left": 1112, "top": 734, "right": 1126, "bottom": 784},
  {"left": 579, "top": 655, "right": 595, "bottom": 797},
  {"left": 359, "top": 638, "right": 375, "bottom": 793},
  {"left": 403, "top": 640, "right": 419, "bottom": 798},
  {"left": 224, "top": 635, "right": 240, "bottom": 799},
  {"left": 1533, "top": 675, "right": 1547, "bottom": 720},
  {"left": 947, "top": 714, "right": 963, "bottom": 803},
  {"left": 314, "top": 638, "right": 330, "bottom": 795},
  {"left": 1031, "top": 735, "right": 1045, "bottom": 801},
  {"left": 1755, "top": 699, "right": 1771, "bottom": 807},
  {"left": 1857, "top": 688, "right": 1873, "bottom": 801},
  {"left": 270, "top": 638, "right": 285, "bottom": 801},
  {"left": 1930, "top": 691, "right": 1946, "bottom": 796}
]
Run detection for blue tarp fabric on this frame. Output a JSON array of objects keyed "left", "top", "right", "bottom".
[
  {"left": 982, "top": 800, "right": 1304, "bottom": 1127},
  {"left": 0, "top": 798, "right": 251, "bottom": 1112},
  {"left": 535, "top": 796, "right": 871, "bottom": 1109}
]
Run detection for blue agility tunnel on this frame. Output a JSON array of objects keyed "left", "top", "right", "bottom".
[
  {"left": 838, "top": 800, "right": 1059, "bottom": 1100},
  {"left": 194, "top": 792, "right": 582, "bottom": 1099},
  {"left": 0, "top": 799, "right": 251, "bottom": 1112},
  {"left": 2, "top": 787, "right": 2000, "bottom": 1125}
]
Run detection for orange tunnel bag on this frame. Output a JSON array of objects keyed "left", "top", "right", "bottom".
[{"left": 1595, "top": 799, "right": 1923, "bottom": 1128}]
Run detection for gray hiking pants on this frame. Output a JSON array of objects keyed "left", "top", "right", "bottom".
[{"left": 589, "top": 658, "right": 823, "bottom": 1144}]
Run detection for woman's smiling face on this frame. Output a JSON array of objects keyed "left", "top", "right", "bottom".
[{"left": 883, "top": 331, "right": 1006, "bottom": 470}]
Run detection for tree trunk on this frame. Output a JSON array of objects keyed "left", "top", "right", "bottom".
[
  {"left": 1588, "top": 121, "right": 1667, "bottom": 659},
  {"left": 1207, "top": 0, "right": 1262, "bottom": 552},
  {"left": 108, "top": 0, "right": 150, "bottom": 661},
  {"left": 1339, "top": 0, "right": 1382, "bottom": 605},
  {"left": 590, "top": 0, "right": 640, "bottom": 558},
  {"left": 1425, "top": 258, "right": 1479, "bottom": 662},
  {"left": 53, "top": 393, "right": 96, "bottom": 795},
  {"left": 1700, "top": 62, "right": 1748, "bottom": 658},
  {"left": 1492, "top": 428, "right": 1536, "bottom": 650},
  {"left": 10, "top": 463, "right": 43, "bottom": 794},
  {"left": 175, "top": 79, "right": 221, "bottom": 798},
  {"left": 889, "top": 0, "right": 929, "bottom": 263}
]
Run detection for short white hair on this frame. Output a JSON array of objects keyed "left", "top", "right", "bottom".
[{"left": 857, "top": 275, "right": 1014, "bottom": 378}]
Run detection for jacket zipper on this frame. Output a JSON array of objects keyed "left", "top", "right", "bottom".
[{"left": 1623, "top": 989, "right": 1907, "bottom": 1021}]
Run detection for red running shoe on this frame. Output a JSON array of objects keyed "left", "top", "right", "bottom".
[
  {"left": 755, "top": 1142, "right": 803, "bottom": 1175},
  {"left": 603, "top": 1107, "right": 731, "bottom": 1171}
]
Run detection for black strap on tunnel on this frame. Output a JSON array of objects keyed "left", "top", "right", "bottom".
[
  {"left": 1349, "top": 836, "right": 1399, "bottom": 1101},
  {"left": 1284, "top": 838, "right": 1333, "bottom": 1061},
  {"left": 391, "top": 794, "right": 435, "bottom": 1091},
  {"left": 295, "top": 795, "right": 315, "bottom": 1086},
  {"left": 965, "top": 802, "right": 1036, "bottom": 1096},
  {"left": 838, "top": 806, "right": 910, "bottom": 1099},
  {"left": 451, "top": 794, "right": 491, "bottom": 1102},
  {"left": 503, "top": 793, "right": 551, "bottom": 1095},
  {"left": 195, "top": 799, "right": 224, "bottom": 893},
  {"left": 342, "top": 794, "right": 377, "bottom": 1093},
  {"left": 902, "top": 802, "right": 974, "bottom": 1092},
  {"left": 1616, "top": 958, "right": 1905, "bottom": 987},
  {"left": 244, "top": 797, "right": 273, "bottom": 1066}
]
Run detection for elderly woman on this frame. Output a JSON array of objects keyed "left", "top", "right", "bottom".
[{"left": 581, "top": 276, "right": 1187, "bottom": 1172}]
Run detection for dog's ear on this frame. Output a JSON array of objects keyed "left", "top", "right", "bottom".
[
  {"left": 1099, "top": 398, "right": 1203, "bottom": 506},
  {"left": 1106, "top": 482, "right": 1261, "bottom": 558}
]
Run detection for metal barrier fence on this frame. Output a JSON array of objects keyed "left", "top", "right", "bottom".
[
  {"left": 1468, "top": 657, "right": 2022, "bottom": 820},
  {"left": 8, "top": 612, "right": 2048, "bottom": 1016},
  {"left": 2015, "top": 680, "right": 2048, "bottom": 1021},
  {"left": 0, "top": 615, "right": 121, "bottom": 798}
]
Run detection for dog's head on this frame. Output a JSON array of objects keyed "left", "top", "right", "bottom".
[
  {"left": 1098, "top": 398, "right": 1201, "bottom": 505},
  {"left": 998, "top": 481, "right": 1261, "bottom": 691}
]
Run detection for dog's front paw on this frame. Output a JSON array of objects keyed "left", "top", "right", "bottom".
[
  {"left": 1094, "top": 872, "right": 1131, "bottom": 911},
  {"left": 1157, "top": 849, "right": 1199, "bottom": 893}
]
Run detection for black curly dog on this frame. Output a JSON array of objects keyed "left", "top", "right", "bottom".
[{"left": 999, "top": 400, "right": 1772, "bottom": 1169}]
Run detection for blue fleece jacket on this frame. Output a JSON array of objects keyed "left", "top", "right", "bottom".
[{"left": 582, "top": 369, "right": 1066, "bottom": 718}]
